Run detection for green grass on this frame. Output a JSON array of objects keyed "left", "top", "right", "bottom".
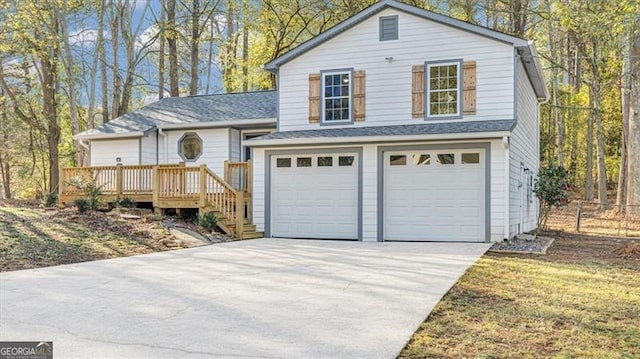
[
  {"left": 400, "top": 255, "right": 640, "bottom": 359},
  {"left": 0, "top": 206, "right": 169, "bottom": 271}
]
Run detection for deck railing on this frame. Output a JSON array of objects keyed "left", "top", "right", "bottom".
[
  {"left": 224, "top": 160, "right": 251, "bottom": 193},
  {"left": 60, "top": 162, "right": 251, "bottom": 237}
]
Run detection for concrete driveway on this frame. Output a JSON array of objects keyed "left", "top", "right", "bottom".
[{"left": 0, "top": 239, "right": 490, "bottom": 358}]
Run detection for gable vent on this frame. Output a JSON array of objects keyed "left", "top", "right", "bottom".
[{"left": 379, "top": 15, "right": 398, "bottom": 41}]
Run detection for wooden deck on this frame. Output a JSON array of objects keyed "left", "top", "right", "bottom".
[{"left": 59, "top": 161, "right": 260, "bottom": 239}]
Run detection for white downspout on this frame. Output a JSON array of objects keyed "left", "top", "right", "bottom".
[
  {"left": 158, "top": 127, "right": 168, "bottom": 163},
  {"left": 503, "top": 135, "right": 510, "bottom": 241}
]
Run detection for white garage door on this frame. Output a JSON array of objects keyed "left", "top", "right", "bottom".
[
  {"left": 384, "top": 149, "right": 485, "bottom": 242},
  {"left": 271, "top": 153, "right": 358, "bottom": 239}
]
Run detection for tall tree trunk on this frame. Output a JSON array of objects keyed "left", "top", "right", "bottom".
[
  {"left": 159, "top": 0, "right": 165, "bottom": 99},
  {"left": 99, "top": 0, "right": 109, "bottom": 122},
  {"left": 89, "top": 0, "right": 106, "bottom": 127},
  {"left": 41, "top": 55, "right": 60, "bottom": 194},
  {"left": 618, "top": 31, "right": 631, "bottom": 208},
  {"left": 110, "top": 0, "right": 121, "bottom": 119},
  {"left": 118, "top": 0, "right": 134, "bottom": 116},
  {"left": 58, "top": 6, "right": 85, "bottom": 166},
  {"left": 224, "top": 0, "right": 235, "bottom": 92},
  {"left": 241, "top": 0, "right": 249, "bottom": 92},
  {"left": 0, "top": 156, "right": 9, "bottom": 199},
  {"left": 585, "top": 93, "right": 594, "bottom": 201},
  {"left": 592, "top": 85, "right": 608, "bottom": 209},
  {"left": 167, "top": 0, "right": 179, "bottom": 96},
  {"left": 0, "top": 111, "right": 11, "bottom": 199},
  {"left": 547, "top": 21, "right": 563, "bottom": 166},
  {"left": 627, "top": 21, "right": 640, "bottom": 216},
  {"left": 189, "top": 0, "right": 200, "bottom": 96},
  {"left": 205, "top": 19, "right": 214, "bottom": 94}
]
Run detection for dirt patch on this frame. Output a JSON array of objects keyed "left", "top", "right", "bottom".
[{"left": 0, "top": 201, "right": 201, "bottom": 272}]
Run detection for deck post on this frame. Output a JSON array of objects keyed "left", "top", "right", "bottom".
[
  {"left": 246, "top": 160, "right": 252, "bottom": 194},
  {"left": 224, "top": 160, "right": 230, "bottom": 183},
  {"left": 235, "top": 190, "right": 244, "bottom": 238},
  {"left": 246, "top": 160, "right": 252, "bottom": 222},
  {"left": 152, "top": 165, "right": 159, "bottom": 207},
  {"left": 58, "top": 166, "right": 64, "bottom": 204},
  {"left": 199, "top": 164, "right": 207, "bottom": 207},
  {"left": 115, "top": 163, "right": 123, "bottom": 197}
]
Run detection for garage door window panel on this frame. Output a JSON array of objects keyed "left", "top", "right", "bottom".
[
  {"left": 318, "top": 156, "right": 333, "bottom": 167},
  {"left": 413, "top": 154, "right": 431, "bottom": 165},
  {"left": 461, "top": 153, "right": 480, "bottom": 164},
  {"left": 276, "top": 158, "right": 291, "bottom": 168},
  {"left": 297, "top": 157, "right": 312, "bottom": 167},
  {"left": 390, "top": 155, "right": 406, "bottom": 166},
  {"left": 339, "top": 156, "right": 355, "bottom": 166},
  {"left": 436, "top": 153, "right": 455, "bottom": 165}
]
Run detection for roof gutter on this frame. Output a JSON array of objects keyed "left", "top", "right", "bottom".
[
  {"left": 73, "top": 131, "right": 145, "bottom": 140},
  {"left": 247, "top": 131, "right": 511, "bottom": 147},
  {"left": 157, "top": 118, "right": 277, "bottom": 130},
  {"left": 516, "top": 42, "right": 551, "bottom": 101}
]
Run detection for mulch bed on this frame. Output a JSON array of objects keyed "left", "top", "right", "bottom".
[{"left": 490, "top": 234, "right": 554, "bottom": 254}]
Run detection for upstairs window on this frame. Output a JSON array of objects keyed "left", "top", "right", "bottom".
[
  {"left": 379, "top": 15, "right": 398, "bottom": 41},
  {"left": 426, "top": 60, "right": 462, "bottom": 119},
  {"left": 322, "top": 71, "right": 352, "bottom": 123}
]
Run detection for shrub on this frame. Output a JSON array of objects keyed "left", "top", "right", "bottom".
[
  {"left": 198, "top": 211, "right": 217, "bottom": 232},
  {"left": 74, "top": 198, "right": 90, "bottom": 214},
  {"left": 42, "top": 192, "right": 58, "bottom": 207},
  {"left": 114, "top": 197, "right": 136, "bottom": 208},
  {"left": 66, "top": 173, "right": 103, "bottom": 211},
  {"left": 534, "top": 165, "right": 570, "bottom": 234}
]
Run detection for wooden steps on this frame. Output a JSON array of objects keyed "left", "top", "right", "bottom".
[{"left": 200, "top": 208, "right": 261, "bottom": 240}]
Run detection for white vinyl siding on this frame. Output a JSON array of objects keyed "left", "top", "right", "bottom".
[
  {"left": 90, "top": 138, "right": 139, "bottom": 166},
  {"left": 229, "top": 128, "right": 241, "bottom": 162},
  {"left": 509, "top": 60, "right": 540, "bottom": 237},
  {"left": 252, "top": 147, "right": 267, "bottom": 232},
  {"left": 140, "top": 131, "right": 157, "bottom": 164},
  {"left": 160, "top": 128, "right": 229, "bottom": 175},
  {"left": 278, "top": 8, "right": 514, "bottom": 131}
]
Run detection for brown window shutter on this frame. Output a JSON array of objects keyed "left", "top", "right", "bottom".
[
  {"left": 354, "top": 70, "right": 366, "bottom": 121},
  {"left": 463, "top": 61, "right": 477, "bottom": 115},
  {"left": 412, "top": 65, "right": 425, "bottom": 118},
  {"left": 309, "top": 73, "right": 320, "bottom": 123}
]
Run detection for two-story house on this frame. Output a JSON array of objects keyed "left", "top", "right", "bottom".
[
  {"left": 248, "top": 0, "right": 548, "bottom": 242},
  {"left": 72, "top": 0, "right": 548, "bottom": 242}
]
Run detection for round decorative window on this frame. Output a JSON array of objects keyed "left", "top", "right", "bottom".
[{"left": 178, "top": 133, "right": 202, "bottom": 161}]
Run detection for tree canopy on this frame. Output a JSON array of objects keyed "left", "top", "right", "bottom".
[{"left": 0, "top": 0, "right": 639, "bottom": 214}]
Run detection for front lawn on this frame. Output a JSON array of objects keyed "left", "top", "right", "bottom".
[{"left": 400, "top": 236, "right": 640, "bottom": 358}]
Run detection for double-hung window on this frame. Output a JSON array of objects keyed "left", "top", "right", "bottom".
[
  {"left": 426, "top": 60, "right": 462, "bottom": 119},
  {"left": 322, "top": 71, "right": 352, "bottom": 123}
]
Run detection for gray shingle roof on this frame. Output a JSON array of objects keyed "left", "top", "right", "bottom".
[
  {"left": 252, "top": 119, "right": 516, "bottom": 142},
  {"left": 77, "top": 91, "right": 277, "bottom": 138}
]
